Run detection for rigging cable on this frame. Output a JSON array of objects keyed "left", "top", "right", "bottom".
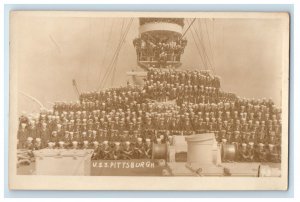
[
  {"left": 111, "top": 18, "right": 126, "bottom": 86},
  {"left": 181, "top": 18, "right": 196, "bottom": 39},
  {"left": 95, "top": 18, "right": 115, "bottom": 89},
  {"left": 97, "top": 19, "right": 125, "bottom": 90},
  {"left": 204, "top": 19, "right": 216, "bottom": 74},
  {"left": 188, "top": 21, "right": 206, "bottom": 70},
  {"left": 196, "top": 19, "right": 213, "bottom": 70},
  {"left": 102, "top": 18, "right": 131, "bottom": 88},
  {"left": 86, "top": 18, "right": 92, "bottom": 90},
  {"left": 193, "top": 19, "right": 213, "bottom": 72},
  {"left": 189, "top": 19, "right": 208, "bottom": 70},
  {"left": 109, "top": 18, "right": 134, "bottom": 87},
  {"left": 97, "top": 18, "right": 133, "bottom": 90}
]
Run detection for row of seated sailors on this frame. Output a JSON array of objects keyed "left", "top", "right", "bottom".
[
  {"left": 143, "top": 82, "right": 221, "bottom": 94},
  {"left": 17, "top": 137, "right": 159, "bottom": 159},
  {"left": 18, "top": 137, "right": 157, "bottom": 160},
  {"left": 76, "top": 78, "right": 223, "bottom": 105},
  {"left": 18, "top": 128, "right": 280, "bottom": 150},
  {"left": 18, "top": 135, "right": 280, "bottom": 163},
  {"left": 17, "top": 129, "right": 170, "bottom": 148},
  {"left": 52, "top": 97, "right": 280, "bottom": 118},
  {"left": 221, "top": 140, "right": 281, "bottom": 163},
  {"left": 78, "top": 85, "right": 142, "bottom": 103},
  {"left": 46, "top": 103, "right": 281, "bottom": 126},
  {"left": 143, "top": 86, "right": 221, "bottom": 99},
  {"left": 22, "top": 100, "right": 281, "bottom": 120},
  {"left": 18, "top": 115, "right": 281, "bottom": 138},
  {"left": 18, "top": 112, "right": 281, "bottom": 142},
  {"left": 48, "top": 106, "right": 279, "bottom": 125},
  {"left": 146, "top": 68, "right": 221, "bottom": 88},
  {"left": 19, "top": 117, "right": 279, "bottom": 131},
  {"left": 78, "top": 88, "right": 275, "bottom": 111},
  {"left": 20, "top": 101, "right": 281, "bottom": 130},
  {"left": 175, "top": 95, "right": 230, "bottom": 105},
  {"left": 214, "top": 130, "right": 280, "bottom": 146},
  {"left": 17, "top": 124, "right": 280, "bottom": 150}
]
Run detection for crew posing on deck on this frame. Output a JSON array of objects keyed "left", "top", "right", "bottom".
[
  {"left": 17, "top": 69, "right": 281, "bottom": 163},
  {"left": 133, "top": 36, "right": 187, "bottom": 65}
]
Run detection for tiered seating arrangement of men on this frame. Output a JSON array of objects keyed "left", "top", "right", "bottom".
[{"left": 17, "top": 68, "right": 282, "bottom": 162}]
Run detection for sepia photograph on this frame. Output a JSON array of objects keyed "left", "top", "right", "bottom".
[{"left": 9, "top": 11, "right": 289, "bottom": 190}]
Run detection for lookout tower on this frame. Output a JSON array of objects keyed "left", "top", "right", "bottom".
[{"left": 133, "top": 18, "right": 187, "bottom": 70}]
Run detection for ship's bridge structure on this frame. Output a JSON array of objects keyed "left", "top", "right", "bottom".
[{"left": 133, "top": 18, "right": 187, "bottom": 70}]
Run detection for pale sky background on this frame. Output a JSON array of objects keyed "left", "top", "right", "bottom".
[{"left": 12, "top": 15, "right": 285, "bottom": 114}]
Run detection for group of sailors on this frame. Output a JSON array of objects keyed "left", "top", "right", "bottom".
[
  {"left": 143, "top": 69, "right": 236, "bottom": 104},
  {"left": 133, "top": 36, "right": 187, "bottom": 64},
  {"left": 17, "top": 69, "right": 282, "bottom": 163}
]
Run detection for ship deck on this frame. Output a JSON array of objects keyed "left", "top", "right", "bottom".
[{"left": 17, "top": 161, "right": 281, "bottom": 176}]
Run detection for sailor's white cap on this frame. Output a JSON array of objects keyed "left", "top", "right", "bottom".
[
  {"left": 72, "top": 141, "right": 78, "bottom": 145},
  {"left": 115, "top": 142, "right": 120, "bottom": 146},
  {"left": 93, "top": 141, "right": 99, "bottom": 146},
  {"left": 59, "top": 141, "right": 64, "bottom": 145},
  {"left": 83, "top": 140, "right": 89, "bottom": 145},
  {"left": 249, "top": 142, "right": 254, "bottom": 146},
  {"left": 222, "top": 139, "right": 227, "bottom": 143},
  {"left": 27, "top": 137, "right": 33, "bottom": 141},
  {"left": 242, "top": 143, "right": 247, "bottom": 147},
  {"left": 146, "top": 138, "right": 151, "bottom": 142},
  {"left": 35, "top": 138, "right": 41, "bottom": 142},
  {"left": 137, "top": 137, "right": 142, "bottom": 142},
  {"left": 259, "top": 143, "right": 265, "bottom": 147},
  {"left": 125, "top": 141, "right": 130, "bottom": 145},
  {"left": 103, "top": 141, "right": 108, "bottom": 144}
]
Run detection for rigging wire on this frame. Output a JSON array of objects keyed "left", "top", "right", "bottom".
[
  {"left": 181, "top": 18, "right": 196, "bottom": 39},
  {"left": 193, "top": 19, "right": 213, "bottom": 72},
  {"left": 97, "top": 19, "right": 125, "bottom": 90},
  {"left": 111, "top": 19, "right": 126, "bottom": 86},
  {"left": 101, "top": 19, "right": 131, "bottom": 88},
  {"left": 97, "top": 18, "right": 133, "bottom": 90},
  {"left": 204, "top": 19, "right": 216, "bottom": 73},
  {"left": 189, "top": 19, "right": 208, "bottom": 70},
  {"left": 187, "top": 20, "right": 206, "bottom": 70},
  {"left": 95, "top": 18, "right": 115, "bottom": 88},
  {"left": 196, "top": 19, "right": 212, "bottom": 69},
  {"left": 86, "top": 18, "right": 92, "bottom": 90},
  {"left": 109, "top": 18, "right": 134, "bottom": 87}
]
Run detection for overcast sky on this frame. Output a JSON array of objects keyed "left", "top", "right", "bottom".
[{"left": 12, "top": 14, "right": 286, "bottom": 114}]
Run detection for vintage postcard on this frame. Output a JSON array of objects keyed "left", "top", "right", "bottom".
[{"left": 9, "top": 11, "right": 289, "bottom": 190}]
